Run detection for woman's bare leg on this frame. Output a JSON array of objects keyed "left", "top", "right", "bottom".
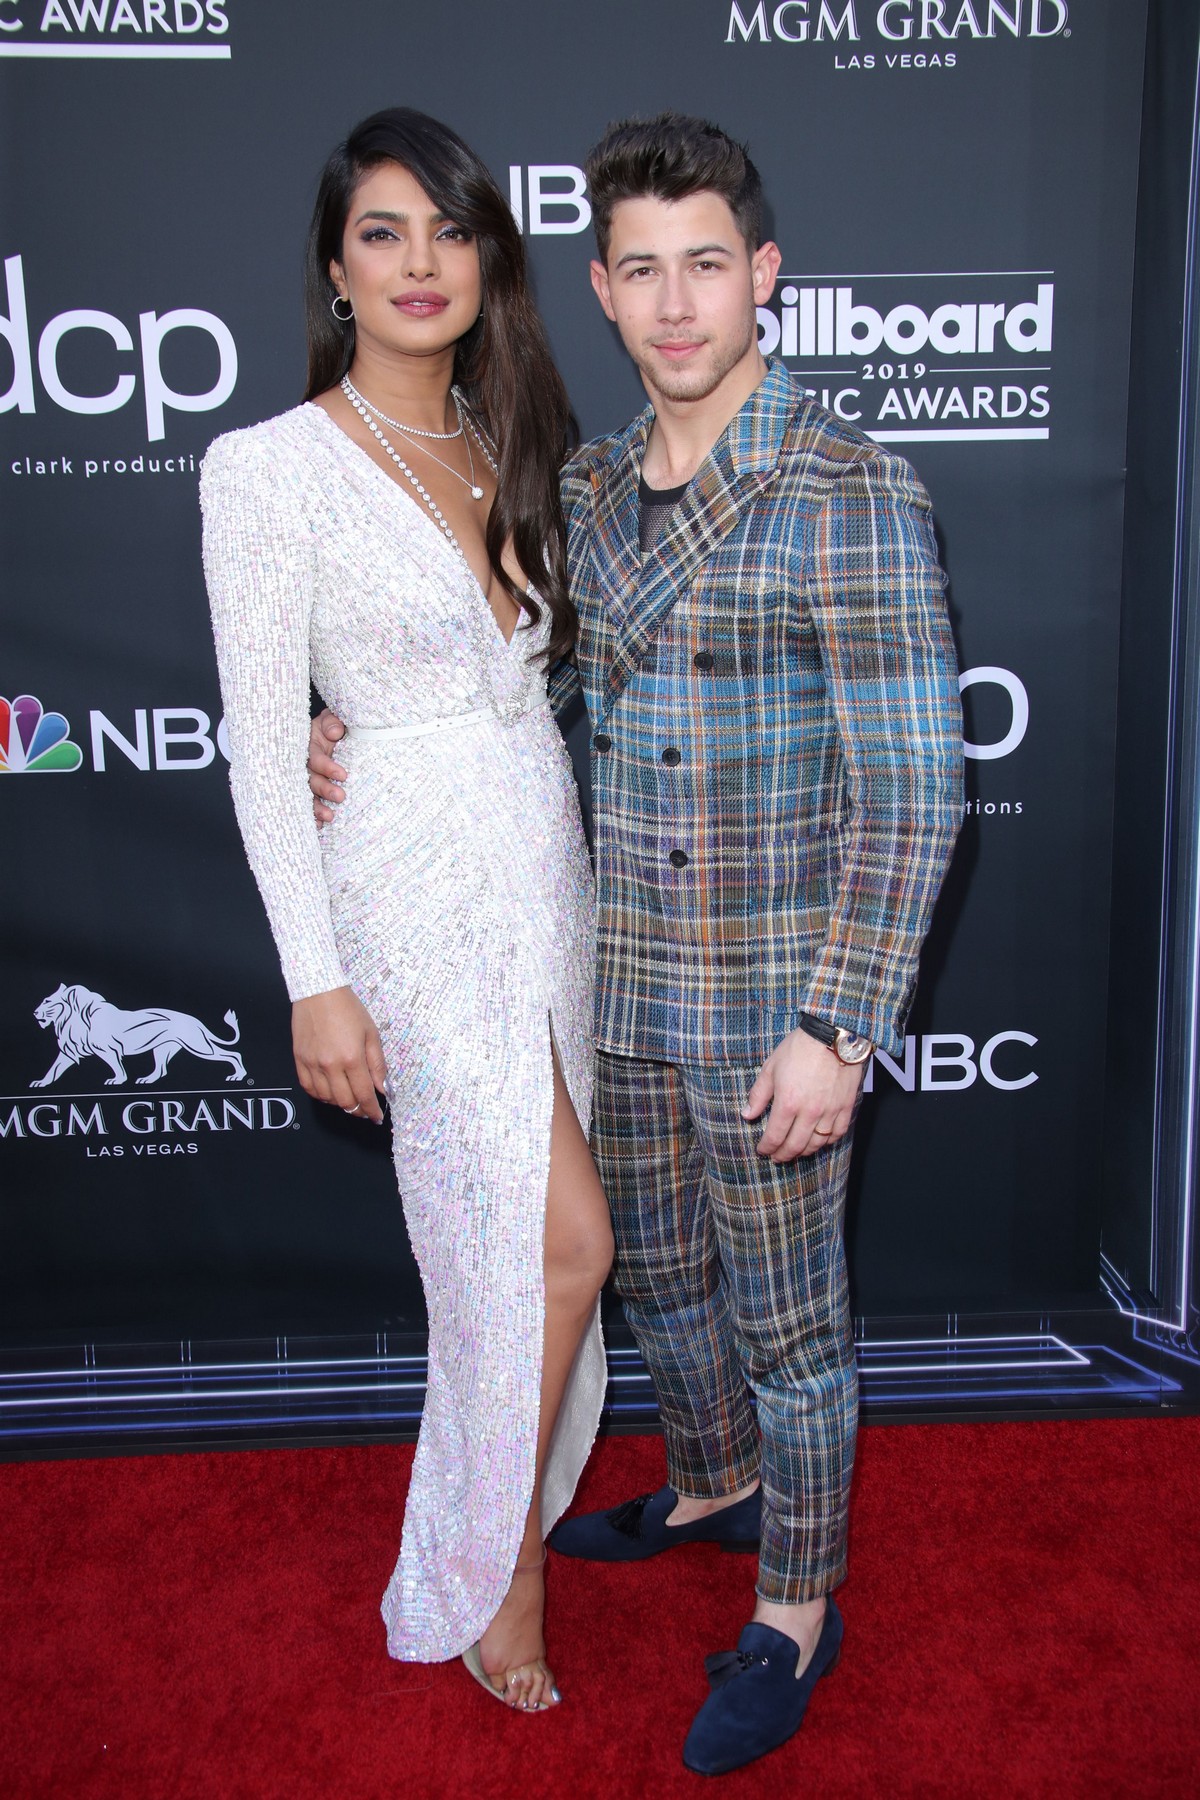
[{"left": 476, "top": 1044, "right": 613, "bottom": 1708}]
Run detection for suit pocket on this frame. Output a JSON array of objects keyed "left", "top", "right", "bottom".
[
  {"left": 756, "top": 830, "right": 838, "bottom": 921},
  {"left": 738, "top": 585, "right": 788, "bottom": 613}
]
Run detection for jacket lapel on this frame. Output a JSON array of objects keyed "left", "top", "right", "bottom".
[
  {"left": 591, "top": 362, "right": 802, "bottom": 717},
  {"left": 583, "top": 410, "right": 647, "bottom": 632}
]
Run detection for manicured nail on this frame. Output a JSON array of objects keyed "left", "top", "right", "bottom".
[{"left": 551, "top": 1686, "right": 562, "bottom": 1702}]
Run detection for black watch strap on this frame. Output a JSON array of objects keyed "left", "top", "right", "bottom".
[{"left": 795, "top": 1011, "right": 838, "bottom": 1048}]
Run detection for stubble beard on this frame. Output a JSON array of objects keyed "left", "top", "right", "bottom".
[{"left": 635, "top": 313, "right": 757, "bottom": 405}]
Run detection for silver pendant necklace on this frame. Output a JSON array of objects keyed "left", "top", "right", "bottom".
[
  {"left": 340, "top": 377, "right": 497, "bottom": 560},
  {"left": 342, "top": 377, "right": 484, "bottom": 499}
]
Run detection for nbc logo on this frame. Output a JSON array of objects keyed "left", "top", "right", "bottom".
[{"left": 0, "top": 692, "right": 82, "bottom": 773}]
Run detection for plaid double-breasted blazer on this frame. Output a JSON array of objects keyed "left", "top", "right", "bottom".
[{"left": 552, "top": 360, "right": 963, "bottom": 1065}]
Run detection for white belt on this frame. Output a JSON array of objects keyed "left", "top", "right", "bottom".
[{"left": 348, "top": 696, "right": 547, "bottom": 742}]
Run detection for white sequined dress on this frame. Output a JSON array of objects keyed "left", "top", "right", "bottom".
[{"left": 200, "top": 404, "right": 604, "bottom": 1663}]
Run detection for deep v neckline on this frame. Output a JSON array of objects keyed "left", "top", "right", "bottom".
[{"left": 306, "top": 401, "right": 523, "bottom": 652}]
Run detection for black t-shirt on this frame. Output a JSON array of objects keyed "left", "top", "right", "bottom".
[{"left": 638, "top": 471, "right": 690, "bottom": 554}]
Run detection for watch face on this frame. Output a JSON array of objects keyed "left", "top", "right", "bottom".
[{"left": 835, "top": 1032, "right": 873, "bottom": 1065}]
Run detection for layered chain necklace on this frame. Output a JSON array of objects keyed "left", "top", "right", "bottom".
[
  {"left": 339, "top": 377, "right": 533, "bottom": 726},
  {"left": 341, "top": 376, "right": 488, "bottom": 501}
]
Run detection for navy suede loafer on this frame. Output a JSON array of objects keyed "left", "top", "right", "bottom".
[
  {"left": 547, "top": 1483, "right": 760, "bottom": 1562},
  {"left": 682, "top": 1599, "right": 843, "bottom": 1776}
]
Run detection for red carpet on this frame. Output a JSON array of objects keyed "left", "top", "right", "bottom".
[{"left": 2, "top": 1417, "right": 1198, "bottom": 1799}]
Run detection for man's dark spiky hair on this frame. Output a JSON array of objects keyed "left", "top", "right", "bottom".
[{"left": 584, "top": 112, "right": 763, "bottom": 262}]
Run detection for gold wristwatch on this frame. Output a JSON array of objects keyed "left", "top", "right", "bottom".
[{"left": 796, "top": 1012, "right": 874, "bottom": 1066}]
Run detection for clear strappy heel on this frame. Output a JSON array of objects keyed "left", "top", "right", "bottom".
[{"left": 461, "top": 1553, "right": 561, "bottom": 1711}]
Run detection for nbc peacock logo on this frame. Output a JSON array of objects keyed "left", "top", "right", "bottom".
[{"left": 0, "top": 693, "right": 83, "bottom": 774}]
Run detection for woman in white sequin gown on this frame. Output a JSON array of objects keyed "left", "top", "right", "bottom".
[{"left": 200, "top": 110, "right": 610, "bottom": 1710}]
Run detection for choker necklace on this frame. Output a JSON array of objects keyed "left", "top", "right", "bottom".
[
  {"left": 342, "top": 377, "right": 485, "bottom": 500},
  {"left": 342, "top": 378, "right": 464, "bottom": 441}
]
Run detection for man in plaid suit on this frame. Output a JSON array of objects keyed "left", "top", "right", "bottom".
[
  {"left": 546, "top": 115, "right": 962, "bottom": 1775},
  {"left": 309, "top": 113, "right": 961, "bottom": 1774}
]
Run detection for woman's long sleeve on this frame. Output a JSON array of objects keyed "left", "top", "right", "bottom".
[{"left": 200, "top": 430, "right": 348, "bottom": 1002}]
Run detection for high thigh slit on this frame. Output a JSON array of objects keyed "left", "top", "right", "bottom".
[{"left": 200, "top": 404, "right": 605, "bottom": 1663}]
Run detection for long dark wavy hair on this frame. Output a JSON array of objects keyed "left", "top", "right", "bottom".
[{"left": 304, "top": 108, "right": 575, "bottom": 661}]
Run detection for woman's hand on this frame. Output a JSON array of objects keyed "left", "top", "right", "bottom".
[{"left": 292, "top": 987, "right": 387, "bottom": 1123}]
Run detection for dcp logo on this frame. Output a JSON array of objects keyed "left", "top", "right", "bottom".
[{"left": 1, "top": 254, "right": 237, "bottom": 442}]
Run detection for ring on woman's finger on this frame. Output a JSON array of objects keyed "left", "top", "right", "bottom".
[
  {"left": 343, "top": 1103, "right": 362, "bottom": 1115},
  {"left": 812, "top": 1124, "right": 833, "bottom": 1135}
]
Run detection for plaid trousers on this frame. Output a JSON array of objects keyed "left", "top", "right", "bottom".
[{"left": 593, "top": 1050, "right": 858, "bottom": 1603}]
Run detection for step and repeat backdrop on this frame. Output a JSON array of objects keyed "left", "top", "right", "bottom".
[{"left": 0, "top": 3, "right": 1163, "bottom": 1395}]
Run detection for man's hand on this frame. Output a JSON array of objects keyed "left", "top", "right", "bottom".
[
  {"left": 308, "top": 708, "right": 348, "bottom": 824},
  {"left": 742, "top": 1028, "right": 865, "bottom": 1162},
  {"left": 292, "top": 986, "right": 387, "bottom": 1123}
]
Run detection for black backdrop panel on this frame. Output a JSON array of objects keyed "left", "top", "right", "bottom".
[{"left": 0, "top": 2, "right": 1152, "bottom": 1348}]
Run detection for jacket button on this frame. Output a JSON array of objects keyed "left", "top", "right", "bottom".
[
  {"left": 693, "top": 651, "right": 714, "bottom": 671},
  {"left": 669, "top": 849, "right": 689, "bottom": 868},
  {"left": 661, "top": 747, "right": 682, "bottom": 766},
  {"left": 594, "top": 733, "right": 612, "bottom": 752}
]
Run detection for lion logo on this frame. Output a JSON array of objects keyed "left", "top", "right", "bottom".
[{"left": 30, "top": 984, "right": 248, "bottom": 1088}]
